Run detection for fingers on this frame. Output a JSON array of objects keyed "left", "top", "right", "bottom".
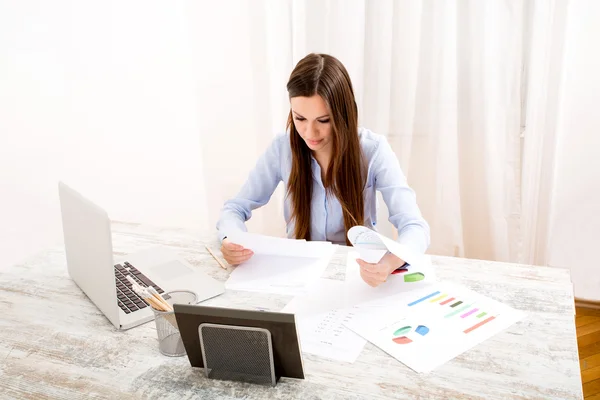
[
  {"left": 357, "top": 260, "right": 385, "bottom": 277},
  {"left": 223, "top": 247, "right": 253, "bottom": 258},
  {"left": 356, "top": 259, "right": 380, "bottom": 274},
  {"left": 221, "top": 240, "right": 254, "bottom": 265},
  {"left": 360, "top": 269, "right": 380, "bottom": 287},
  {"left": 223, "top": 252, "right": 254, "bottom": 265},
  {"left": 358, "top": 261, "right": 388, "bottom": 287},
  {"left": 361, "top": 268, "right": 385, "bottom": 283},
  {"left": 221, "top": 242, "right": 252, "bottom": 256},
  {"left": 225, "top": 252, "right": 253, "bottom": 265},
  {"left": 222, "top": 239, "right": 244, "bottom": 251},
  {"left": 357, "top": 259, "right": 377, "bottom": 286}
]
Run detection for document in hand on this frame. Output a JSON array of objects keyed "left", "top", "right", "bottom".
[
  {"left": 224, "top": 231, "right": 336, "bottom": 296},
  {"left": 347, "top": 226, "right": 423, "bottom": 267},
  {"left": 345, "top": 249, "right": 436, "bottom": 302}
]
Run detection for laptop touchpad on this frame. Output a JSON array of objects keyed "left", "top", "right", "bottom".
[{"left": 150, "top": 260, "right": 193, "bottom": 280}]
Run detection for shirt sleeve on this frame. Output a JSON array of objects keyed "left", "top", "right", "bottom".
[
  {"left": 372, "top": 136, "right": 431, "bottom": 255},
  {"left": 216, "top": 136, "right": 283, "bottom": 242}
]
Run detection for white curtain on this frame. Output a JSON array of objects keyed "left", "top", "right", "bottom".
[{"left": 520, "top": 0, "right": 570, "bottom": 266}]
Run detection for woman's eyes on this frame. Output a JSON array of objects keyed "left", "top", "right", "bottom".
[{"left": 294, "top": 117, "right": 329, "bottom": 124}]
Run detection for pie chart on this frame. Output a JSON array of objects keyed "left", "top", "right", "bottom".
[{"left": 392, "top": 325, "right": 430, "bottom": 344}]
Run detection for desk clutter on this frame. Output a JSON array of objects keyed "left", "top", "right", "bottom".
[
  {"left": 212, "top": 227, "right": 525, "bottom": 374},
  {"left": 132, "top": 227, "right": 525, "bottom": 384}
]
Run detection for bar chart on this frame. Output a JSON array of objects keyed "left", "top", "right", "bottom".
[{"left": 407, "top": 289, "right": 499, "bottom": 334}]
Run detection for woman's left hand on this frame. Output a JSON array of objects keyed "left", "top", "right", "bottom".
[{"left": 356, "top": 252, "right": 406, "bottom": 287}]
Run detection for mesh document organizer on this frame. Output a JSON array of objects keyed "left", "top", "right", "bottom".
[{"left": 198, "top": 323, "right": 276, "bottom": 386}]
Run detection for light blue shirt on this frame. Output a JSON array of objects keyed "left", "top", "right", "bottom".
[{"left": 216, "top": 127, "right": 430, "bottom": 254}]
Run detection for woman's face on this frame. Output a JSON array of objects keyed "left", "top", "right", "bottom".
[{"left": 290, "top": 95, "right": 333, "bottom": 154}]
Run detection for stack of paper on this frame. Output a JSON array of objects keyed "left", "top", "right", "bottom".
[{"left": 224, "top": 231, "right": 336, "bottom": 296}]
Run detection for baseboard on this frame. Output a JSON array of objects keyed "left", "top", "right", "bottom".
[{"left": 575, "top": 297, "right": 600, "bottom": 309}]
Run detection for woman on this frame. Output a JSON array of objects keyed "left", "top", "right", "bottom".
[{"left": 216, "top": 53, "right": 430, "bottom": 287}]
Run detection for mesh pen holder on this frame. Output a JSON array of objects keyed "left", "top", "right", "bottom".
[
  {"left": 152, "top": 290, "right": 197, "bottom": 357},
  {"left": 198, "top": 323, "right": 277, "bottom": 386}
]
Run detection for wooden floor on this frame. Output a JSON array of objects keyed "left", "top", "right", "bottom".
[{"left": 577, "top": 306, "right": 600, "bottom": 399}]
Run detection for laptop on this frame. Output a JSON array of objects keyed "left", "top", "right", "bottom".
[{"left": 58, "top": 181, "right": 225, "bottom": 330}]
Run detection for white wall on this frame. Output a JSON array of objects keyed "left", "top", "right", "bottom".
[
  {"left": 548, "top": 0, "right": 600, "bottom": 301},
  {"left": 0, "top": 1, "right": 285, "bottom": 269}
]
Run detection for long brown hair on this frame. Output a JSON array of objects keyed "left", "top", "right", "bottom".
[{"left": 286, "top": 53, "right": 365, "bottom": 244}]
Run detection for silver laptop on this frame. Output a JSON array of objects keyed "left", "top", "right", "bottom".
[{"left": 58, "top": 181, "right": 225, "bottom": 330}]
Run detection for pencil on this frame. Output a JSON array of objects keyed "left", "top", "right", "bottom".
[
  {"left": 205, "top": 245, "right": 228, "bottom": 270},
  {"left": 146, "top": 286, "right": 172, "bottom": 311},
  {"left": 146, "top": 296, "right": 166, "bottom": 311}
]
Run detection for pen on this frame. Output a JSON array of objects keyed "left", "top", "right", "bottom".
[{"left": 205, "top": 245, "right": 228, "bottom": 270}]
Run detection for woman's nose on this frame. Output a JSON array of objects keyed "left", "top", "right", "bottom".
[{"left": 305, "top": 122, "right": 318, "bottom": 138}]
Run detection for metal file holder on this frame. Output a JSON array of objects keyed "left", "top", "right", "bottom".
[{"left": 198, "top": 323, "right": 277, "bottom": 387}]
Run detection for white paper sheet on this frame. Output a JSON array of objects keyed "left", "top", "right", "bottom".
[
  {"left": 281, "top": 278, "right": 354, "bottom": 315},
  {"left": 347, "top": 226, "right": 423, "bottom": 267},
  {"left": 227, "top": 231, "right": 332, "bottom": 258},
  {"left": 225, "top": 253, "right": 334, "bottom": 296},
  {"left": 282, "top": 279, "right": 367, "bottom": 363},
  {"left": 292, "top": 307, "right": 366, "bottom": 363},
  {"left": 224, "top": 232, "right": 336, "bottom": 295},
  {"left": 343, "top": 282, "right": 526, "bottom": 373}
]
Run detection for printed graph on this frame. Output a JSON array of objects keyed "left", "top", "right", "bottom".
[
  {"left": 391, "top": 325, "right": 429, "bottom": 344},
  {"left": 346, "top": 282, "right": 525, "bottom": 373},
  {"left": 407, "top": 290, "right": 498, "bottom": 334}
]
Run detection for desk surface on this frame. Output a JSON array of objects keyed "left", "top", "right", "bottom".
[{"left": 0, "top": 222, "right": 583, "bottom": 399}]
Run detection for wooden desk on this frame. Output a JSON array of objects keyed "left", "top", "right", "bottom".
[{"left": 0, "top": 222, "right": 583, "bottom": 399}]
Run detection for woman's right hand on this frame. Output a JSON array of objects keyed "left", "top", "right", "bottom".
[{"left": 220, "top": 238, "right": 254, "bottom": 265}]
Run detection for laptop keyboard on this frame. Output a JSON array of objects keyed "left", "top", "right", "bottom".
[{"left": 114, "top": 261, "right": 167, "bottom": 314}]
